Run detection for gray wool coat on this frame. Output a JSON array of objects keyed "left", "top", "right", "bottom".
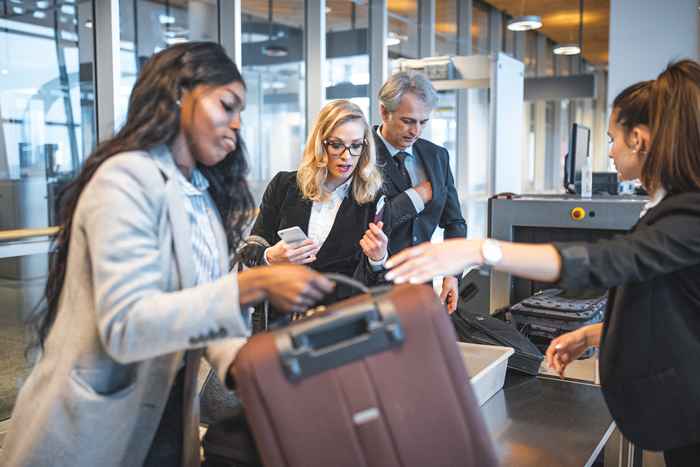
[{"left": 1, "top": 146, "right": 249, "bottom": 467}]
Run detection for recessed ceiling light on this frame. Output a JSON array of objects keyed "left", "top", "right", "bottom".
[
  {"left": 553, "top": 43, "right": 581, "bottom": 55},
  {"left": 507, "top": 15, "right": 542, "bottom": 32},
  {"left": 33, "top": 11, "right": 46, "bottom": 19},
  {"left": 84, "top": 19, "right": 93, "bottom": 28},
  {"left": 12, "top": 6, "right": 23, "bottom": 14}
]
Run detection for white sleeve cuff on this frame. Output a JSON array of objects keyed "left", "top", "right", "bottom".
[
  {"left": 368, "top": 251, "right": 388, "bottom": 271},
  {"left": 405, "top": 188, "right": 425, "bottom": 213}
]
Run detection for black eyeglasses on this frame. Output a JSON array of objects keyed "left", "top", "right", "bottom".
[{"left": 323, "top": 139, "right": 367, "bottom": 157}]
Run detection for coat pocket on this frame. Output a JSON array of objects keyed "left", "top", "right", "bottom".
[{"left": 70, "top": 366, "right": 137, "bottom": 398}]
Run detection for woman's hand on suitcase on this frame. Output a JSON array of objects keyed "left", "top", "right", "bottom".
[
  {"left": 385, "top": 239, "right": 479, "bottom": 284},
  {"left": 266, "top": 239, "right": 320, "bottom": 265},
  {"left": 238, "top": 265, "right": 335, "bottom": 313}
]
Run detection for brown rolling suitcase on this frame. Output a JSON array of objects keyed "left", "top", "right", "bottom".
[{"left": 231, "top": 283, "right": 498, "bottom": 467}]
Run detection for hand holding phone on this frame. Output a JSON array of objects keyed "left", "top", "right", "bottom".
[
  {"left": 277, "top": 226, "right": 309, "bottom": 246},
  {"left": 266, "top": 227, "right": 320, "bottom": 265}
]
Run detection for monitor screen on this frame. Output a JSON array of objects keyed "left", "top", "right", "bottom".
[{"left": 564, "top": 123, "right": 591, "bottom": 193}]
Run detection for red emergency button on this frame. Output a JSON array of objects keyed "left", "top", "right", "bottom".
[{"left": 571, "top": 207, "right": 586, "bottom": 221}]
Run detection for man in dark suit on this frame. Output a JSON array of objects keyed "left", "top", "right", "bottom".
[{"left": 374, "top": 70, "right": 466, "bottom": 313}]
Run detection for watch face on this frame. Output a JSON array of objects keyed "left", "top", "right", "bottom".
[{"left": 483, "top": 241, "right": 503, "bottom": 265}]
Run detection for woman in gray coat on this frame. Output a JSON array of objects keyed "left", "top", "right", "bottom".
[{"left": 0, "top": 42, "right": 333, "bottom": 467}]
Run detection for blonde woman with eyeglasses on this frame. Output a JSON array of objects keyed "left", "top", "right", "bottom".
[{"left": 250, "top": 99, "right": 391, "bottom": 305}]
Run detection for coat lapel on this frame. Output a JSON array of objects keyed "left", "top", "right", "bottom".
[
  {"left": 150, "top": 145, "right": 196, "bottom": 289},
  {"left": 286, "top": 184, "right": 312, "bottom": 235},
  {"left": 373, "top": 128, "right": 410, "bottom": 192}
]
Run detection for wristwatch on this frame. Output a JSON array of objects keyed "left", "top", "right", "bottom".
[{"left": 481, "top": 239, "right": 503, "bottom": 267}]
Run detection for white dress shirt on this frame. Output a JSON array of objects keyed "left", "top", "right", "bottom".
[
  {"left": 639, "top": 187, "right": 667, "bottom": 218},
  {"left": 308, "top": 177, "right": 353, "bottom": 247}
]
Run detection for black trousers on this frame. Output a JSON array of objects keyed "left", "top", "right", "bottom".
[
  {"left": 664, "top": 442, "right": 700, "bottom": 467},
  {"left": 143, "top": 367, "right": 186, "bottom": 467}
]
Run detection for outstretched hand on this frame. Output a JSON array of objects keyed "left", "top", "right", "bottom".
[{"left": 385, "top": 239, "right": 482, "bottom": 284}]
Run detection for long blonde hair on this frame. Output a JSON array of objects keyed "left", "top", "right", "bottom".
[{"left": 297, "top": 100, "right": 382, "bottom": 204}]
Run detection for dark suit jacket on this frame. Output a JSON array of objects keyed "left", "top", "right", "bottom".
[
  {"left": 555, "top": 191, "right": 700, "bottom": 450},
  {"left": 250, "top": 171, "right": 382, "bottom": 301},
  {"left": 372, "top": 127, "right": 467, "bottom": 255}
]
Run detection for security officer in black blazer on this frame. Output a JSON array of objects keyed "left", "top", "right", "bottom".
[
  {"left": 373, "top": 70, "right": 466, "bottom": 312},
  {"left": 384, "top": 62, "right": 700, "bottom": 466}
]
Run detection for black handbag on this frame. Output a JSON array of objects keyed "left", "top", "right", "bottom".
[{"left": 452, "top": 309, "right": 543, "bottom": 376}]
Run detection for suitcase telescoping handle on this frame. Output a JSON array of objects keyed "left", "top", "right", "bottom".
[{"left": 275, "top": 285, "right": 404, "bottom": 382}]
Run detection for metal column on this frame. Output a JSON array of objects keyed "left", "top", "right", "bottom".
[
  {"left": 455, "top": 0, "right": 472, "bottom": 200},
  {"left": 418, "top": 0, "right": 435, "bottom": 58},
  {"left": 93, "top": 0, "right": 120, "bottom": 142},
  {"left": 305, "top": 0, "right": 325, "bottom": 132},
  {"left": 219, "top": 0, "right": 243, "bottom": 67},
  {"left": 368, "top": 0, "right": 387, "bottom": 126}
]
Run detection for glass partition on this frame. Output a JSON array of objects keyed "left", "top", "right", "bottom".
[
  {"left": 0, "top": 1, "right": 95, "bottom": 422},
  {"left": 325, "top": 0, "right": 370, "bottom": 119},
  {"left": 0, "top": 1, "right": 95, "bottom": 230},
  {"left": 117, "top": 0, "right": 220, "bottom": 128}
]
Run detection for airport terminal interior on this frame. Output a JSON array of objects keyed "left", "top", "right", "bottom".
[{"left": 0, "top": 0, "right": 698, "bottom": 466}]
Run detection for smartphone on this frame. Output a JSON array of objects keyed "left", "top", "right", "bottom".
[
  {"left": 373, "top": 195, "right": 386, "bottom": 224},
  {"left": 277, "top": 226, "right": 309, "bottom": 246}
]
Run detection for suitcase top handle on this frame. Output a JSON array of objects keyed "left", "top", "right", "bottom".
[
  {"left": 275, "top": 292, "right": 404, "bottom": 382},
  {"left": 322, "top": 273, "right": 369, "bottom": 293}
]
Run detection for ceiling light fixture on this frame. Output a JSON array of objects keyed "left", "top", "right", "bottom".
[
  {"left": 387, "top": 31, "right": 406, "bottom": 47},
  {"left": 553, "top": 43, "right": 581, "bottom": 55},
  {"left": 507, "top": 15, "right": 542, "bottom": 31},
  {"left": 262, "top": 0, "right": 289, "bottom": 57},
  {"left": 554, "top": 0, "right": 584, "bottom": 57}
]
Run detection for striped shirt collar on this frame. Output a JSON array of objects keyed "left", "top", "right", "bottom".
[{"left": 175, "top": 167, "right": 210, "bottom": 196}]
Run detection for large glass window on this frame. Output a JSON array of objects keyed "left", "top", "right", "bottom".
[
  {"left": 435, "top": 0, "right": 457, "bottom": 56},
  {"left": 325, "top": 0, "right": 370, "bottom": 119},
  {"left": 0, "top": 0, "right": 95, "bottom": 422},
  {"left": 117, "top": 0, "right": 219, "bottom": 128},
  {"left": 0, "top": 2, "right": 95, "bottom": 230},
  {"left": 241, "top": 0, "right": 305, "bottom": 203},
  {"left": 472, "top": 1, "right": 490, "bottom": 54},
  {"left": 388, "top": 0, "right": 418, "bottom": 60}
]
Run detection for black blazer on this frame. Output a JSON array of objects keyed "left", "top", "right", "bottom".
[
  {"left": 250, "top": 171, "right": 382, "bottom": 298},
  {"left": 372, "top": 127, "right": 467, "bottom": 255},
  {"left": 555, "top": 192, "right": 700, "bottom": 450}
]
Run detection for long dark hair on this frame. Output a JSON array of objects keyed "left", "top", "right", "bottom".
[
  {"left": 643, "top": 59, "right": 700, "bottom": 194},
  {"left": 29, "top": 42, "right": 255, "bottom": 349}
]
